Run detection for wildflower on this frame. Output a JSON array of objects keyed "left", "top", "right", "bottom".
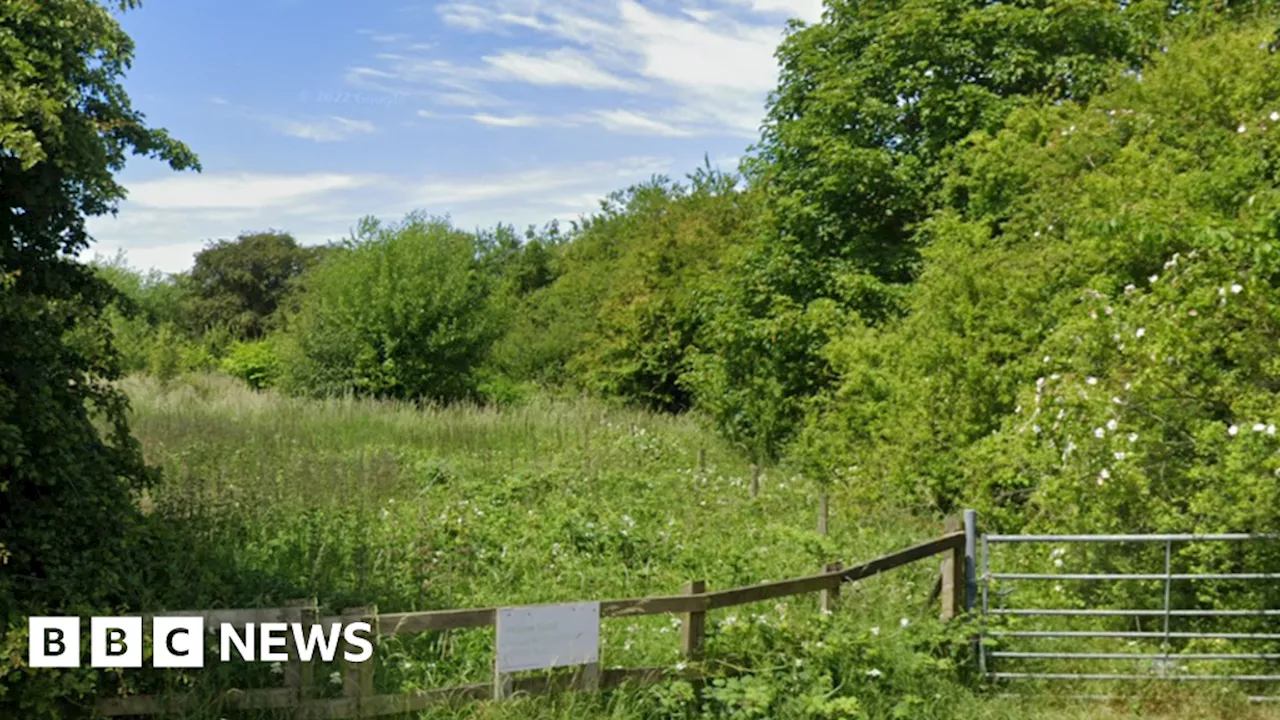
[
  {"left": 1269, "top": 425, "right": 1277, "bottom": 436},
  {"left": 1188, "top": 310, "right": 1198, "bottom": 317},
  {"left": 866, "top": 668, "right": 883, "bottom": 678},
  {"left": 1239, "top": 124, "right": 1247, "bottom": 133},
  {"left": 1050, "top": 547, "right": 1066, "bottom": 559},
  {"left": 1272, "top": 111, "right": 1279, "bottom": 122},
  {"left": 899, "top": 617, "right": 910, "bottom": 628},
  {"left": 1149, "top": 275, "right": 1159, "bottom": 283},
  {"left": 1231, "top": 284, "right": 1243, "bottom": 294},
  {"left": 1254, "top": 423, "right": 1267, "bottom": 432},
  {"left": 1086, "top": 376, "right": 1098, "bottom": 385},
  {"left": 1124, "top": 284, "right": 1136, "bottom": 294},
  {"left": 1054, "top": 558, "right": 1065, "bottom": 567},
  {"left": 1094, "top": 428, "right": 1106, "bottom": 439},
  {"left": 1107, "top": 419, "right": 1119, "bottom": 431},
  {"left": 329, "top": 671, "right": 342, "bottom": 686},
  {"left": 1135, "top": 328, "right": 1146, "bottom": 338},
  {"left": 270, "top": 662, "right": 284, "bottom": 675},
  {"left": 1112, "top": 396, "right": 1123, "bottom": 405},
  {"left": 674, "top": 661, "right": 687, "bottom": 671},
  {"left": 1043, "top": 355, "right": 1051, "bottom": 363},
  {"left": 1229, "top": 425, "right": 1240, "bottom": 436},
  {"left": 1114, "top": 451, "right": 1126, "bottom": 461},
  {"left": 1099, "top": 468, "right": 1111, "bottom": 480},
  {"left": 870, "top": 626, "right": 880, "bottom": 636},
  {"left": 1105, "top": 306, "right": 1113, "bottom": 315},
  {"left": 1128, "top": 432, "right": 1139, "bottom": 443},
  {"left": 1032, "top": 425, "right": 1041, "bottom": 434}
]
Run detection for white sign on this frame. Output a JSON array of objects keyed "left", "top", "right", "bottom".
[{"left": 495, "top": 602, "right": 599, "bottom": 673}]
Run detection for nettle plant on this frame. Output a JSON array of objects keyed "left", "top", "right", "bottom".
[{"left": 988, "top": 233, "right": 1280, "bottom": 538}]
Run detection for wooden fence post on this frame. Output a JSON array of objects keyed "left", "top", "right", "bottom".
[
  {"left": 284, "top": 598, "right": 316, "bottom": 704},
  {"left": 749, "top": 465, "right": 760, "bottom": 498},
  {"left": 940, "top": 517, "right": 965, "bottom": 621},
  {"left": 342, "top": 606, "right": 376, "bottom": 717},
  {"left": 680, "top": 580, "right": 706, "bottom": 661},
  {"left": 819, "top": 562, "right": 842, "bottom": 614},
  {"left": 817, "top": 492, "right": 830, "bottom": 536}
]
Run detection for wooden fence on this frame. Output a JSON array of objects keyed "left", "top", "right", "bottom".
[{"left": 96, "top": 528, "right": 968, "bottom": 718}]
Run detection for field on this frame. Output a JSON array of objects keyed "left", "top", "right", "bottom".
[{"left": 118, "top": 374, "right": 1280, "bottom": 719}]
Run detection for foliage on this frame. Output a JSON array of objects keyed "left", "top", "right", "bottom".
[
  {"left": 0, "top": 0, "right": 196, "bottom": 713},
  {"left": 278, "top": 213, "right": 497, "bottom": 402},
  {"left": 690, "top": 0, "right": 1271, "bottom": 459},
  {"left": 220, "top": 339, "right": 280, "bottom": 390},
  {"left": 187, "top": 230, "right": 322, "bottom": 339},
  {"left": 791, "top": 21, "right": 1280, "bottom": 571}
]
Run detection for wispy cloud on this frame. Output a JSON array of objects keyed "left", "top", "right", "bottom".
[
  {"left": 266, "top": 115, "right": 378, "bottom": 142},
  {"left": 348, "top": 0, "right": 819, "bottom": 138},
  {"left": 91, "top": 156, "right": 674, "bottom": 273}
]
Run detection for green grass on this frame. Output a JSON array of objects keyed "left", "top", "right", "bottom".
[{"left": 115, "top": 374, "right": 1280, "bottom": 719}]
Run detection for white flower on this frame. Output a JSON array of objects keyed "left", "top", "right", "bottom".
[
  {"left": 1188, "top": 310, "right": 1198, "bottom": 317},
  {"left": 1149, "top": 274, "right": 1159, "bottom": 283},
  {"left": 1050, "top": 547, "right": 1066, "bottom": 559},
  {"left": 1112, "top": 396, "right": 1124, "bottom": 405},
  {"left": 1135, "top": 328, "right": 1146, "bottom": 338},
  {"left": 1043, "top": 355, "right": 1052, "bottom": 363},
  {"left": 1032, "top": 425, "right": 1041, "bottom": 434},
  {"left": 1271, "top": 111, "right": 1279, "bottom": 122},
  {"left": 674, "top": 661, "right": 687, "bottom": 671},
  {"left": 1106, "top": 419, "right": 1119, "bottom": 431},
  {"left": 1128, "top": 432, "right": 1139, "bottom": 443},
  {"left": 866, "top": 668, "right": 883, "bottom": 678},
  {"left": 1099, "top": 468, "right": 1111, "bottom": 480},
  {"left": 1114, "top": 451, "right": 1126, "bottom": 460},
  {"left": 1254, "top": 423, "right": 1267, "bottom": 432},
  {"left": 1054, "top": 558, "right": 1065, "bottom": 567},
  {"left": 1229, "top": 425, "right": 1240, "bottom": 436},
  {"left": 870, "top": 626, "right": 880, "bottom": 636},
  {"left": 1124, "top": 284, "right": 1136, "bottom": 294},
  {"left": 270, "top": 662, "right": 284, "bottom": 675},
  {"left": 1269, "top": 425, "right": 1277, "bottom": 436},
  {"left": 1231, "top": 283, "right": 1243, "bottom": 294},
  {"left": 1239, "top": 124, "right": 1247, "bottom": 133},
  {"left": 329, "top": 671, "right": 342, "bottom": 686},
  {"left": 1105, "top": 306, "right": 1114, "bottom": 315},
  {"left": 1094, "top": 428, "right": 1106, "bottom": 439},
  {"left": 1086, "top": 376, "right": 1098, "bottom": 385}
]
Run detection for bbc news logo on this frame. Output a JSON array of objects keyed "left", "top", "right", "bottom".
[{"left": 29, "top": 617, "right": 373, "bottom": 669}]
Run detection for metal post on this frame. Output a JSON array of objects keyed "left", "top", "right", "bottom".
[
  {"left": 964, "top": 509, "right": 978, "bottom": 611},
  {"left": 980, "top": 532, "right": 989, "bottom": 678},
  {"left": 1162, "top": 539, "right": 1173, "bottom": 667}
]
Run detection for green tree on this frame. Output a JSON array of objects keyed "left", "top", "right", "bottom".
[
  {"left": 0, "top": 0, "right": 196, "bottom": 708},
  {"left": 691, "top": 0, "right": 1254, "bottom": 458},
  {"left": 278, "top": 213, "right": 496, "bottom": 402},
  {"left": 187, "top": 230, "right": 321, "bottom": 338}
]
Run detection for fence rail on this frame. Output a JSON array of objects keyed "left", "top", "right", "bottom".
[{"left": 97, "top": 529, "right": 969, "bottom": 718}]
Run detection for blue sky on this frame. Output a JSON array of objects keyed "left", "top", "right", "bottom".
[{"left": 87, "top": 0, "right": 822, "bottom": 273}]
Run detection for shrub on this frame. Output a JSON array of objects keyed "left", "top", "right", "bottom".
[
  {"left": 221, "top": 339, "right": 280, "bottom": 390},
  {"left": 278, "top": 213, "right": 497, "bottom": 402}
]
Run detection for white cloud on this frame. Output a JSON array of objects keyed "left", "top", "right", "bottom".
[
  {"left": 90, "top": 157, "right": 673, "bottom": 273},
  {"left": 590, "top": 109, "right": 692, "bottom": 137},
  {"left": 482, "top": 48, "right": 637, "bottom": 90},
  {"left": 470, "top": 113, "right": 544, "bottom": 127},
  {"left": 124, "top": 173, "right": 375, "bottom": 210},
  {"left": 351, "top": 0, "right": 813, "bottom": 137},
  {"left": 268, "top": 115, "right": 378, "bottom": 142}
]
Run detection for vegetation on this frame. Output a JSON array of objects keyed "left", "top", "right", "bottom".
[{"left": 7, "top": 0, "right": 1280, "bottom": 716}]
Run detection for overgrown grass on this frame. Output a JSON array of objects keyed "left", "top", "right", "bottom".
[{"left": 115, "top": 374, "right": 1280, "bottom": 719}]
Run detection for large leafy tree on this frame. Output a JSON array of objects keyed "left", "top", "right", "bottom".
[
  {"left": 0, "top": 0, "right": 198, "bottom": 627},
  {"left": 690, "top": 0, "right": 1248, "bottom": 458},
  {"left": 187, "top": 230, "right": 322, "bottom": 338}
]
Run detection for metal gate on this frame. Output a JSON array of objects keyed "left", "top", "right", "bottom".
[{"left": 978, "top": 532, "right": 1280, "bottom": 702}]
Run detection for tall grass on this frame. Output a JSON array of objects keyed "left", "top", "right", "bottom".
[{"left": 115, "top": 374, "right": 1280, "bottom": 719}]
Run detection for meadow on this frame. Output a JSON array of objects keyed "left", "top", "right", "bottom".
[{"left": 114, "top": 374, "right": 1280, "bottom": 719}]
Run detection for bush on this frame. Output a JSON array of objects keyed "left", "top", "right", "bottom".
[
  {"left": 221, "top": 339, "right": 280, "bottom": 389},
  {"left": 278, "top": 213, "right": 498, "bottom": 402}
]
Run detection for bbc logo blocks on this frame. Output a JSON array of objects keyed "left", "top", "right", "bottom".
[{"left": 28, "top": 616, "right": 372, "bottom": 668}]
